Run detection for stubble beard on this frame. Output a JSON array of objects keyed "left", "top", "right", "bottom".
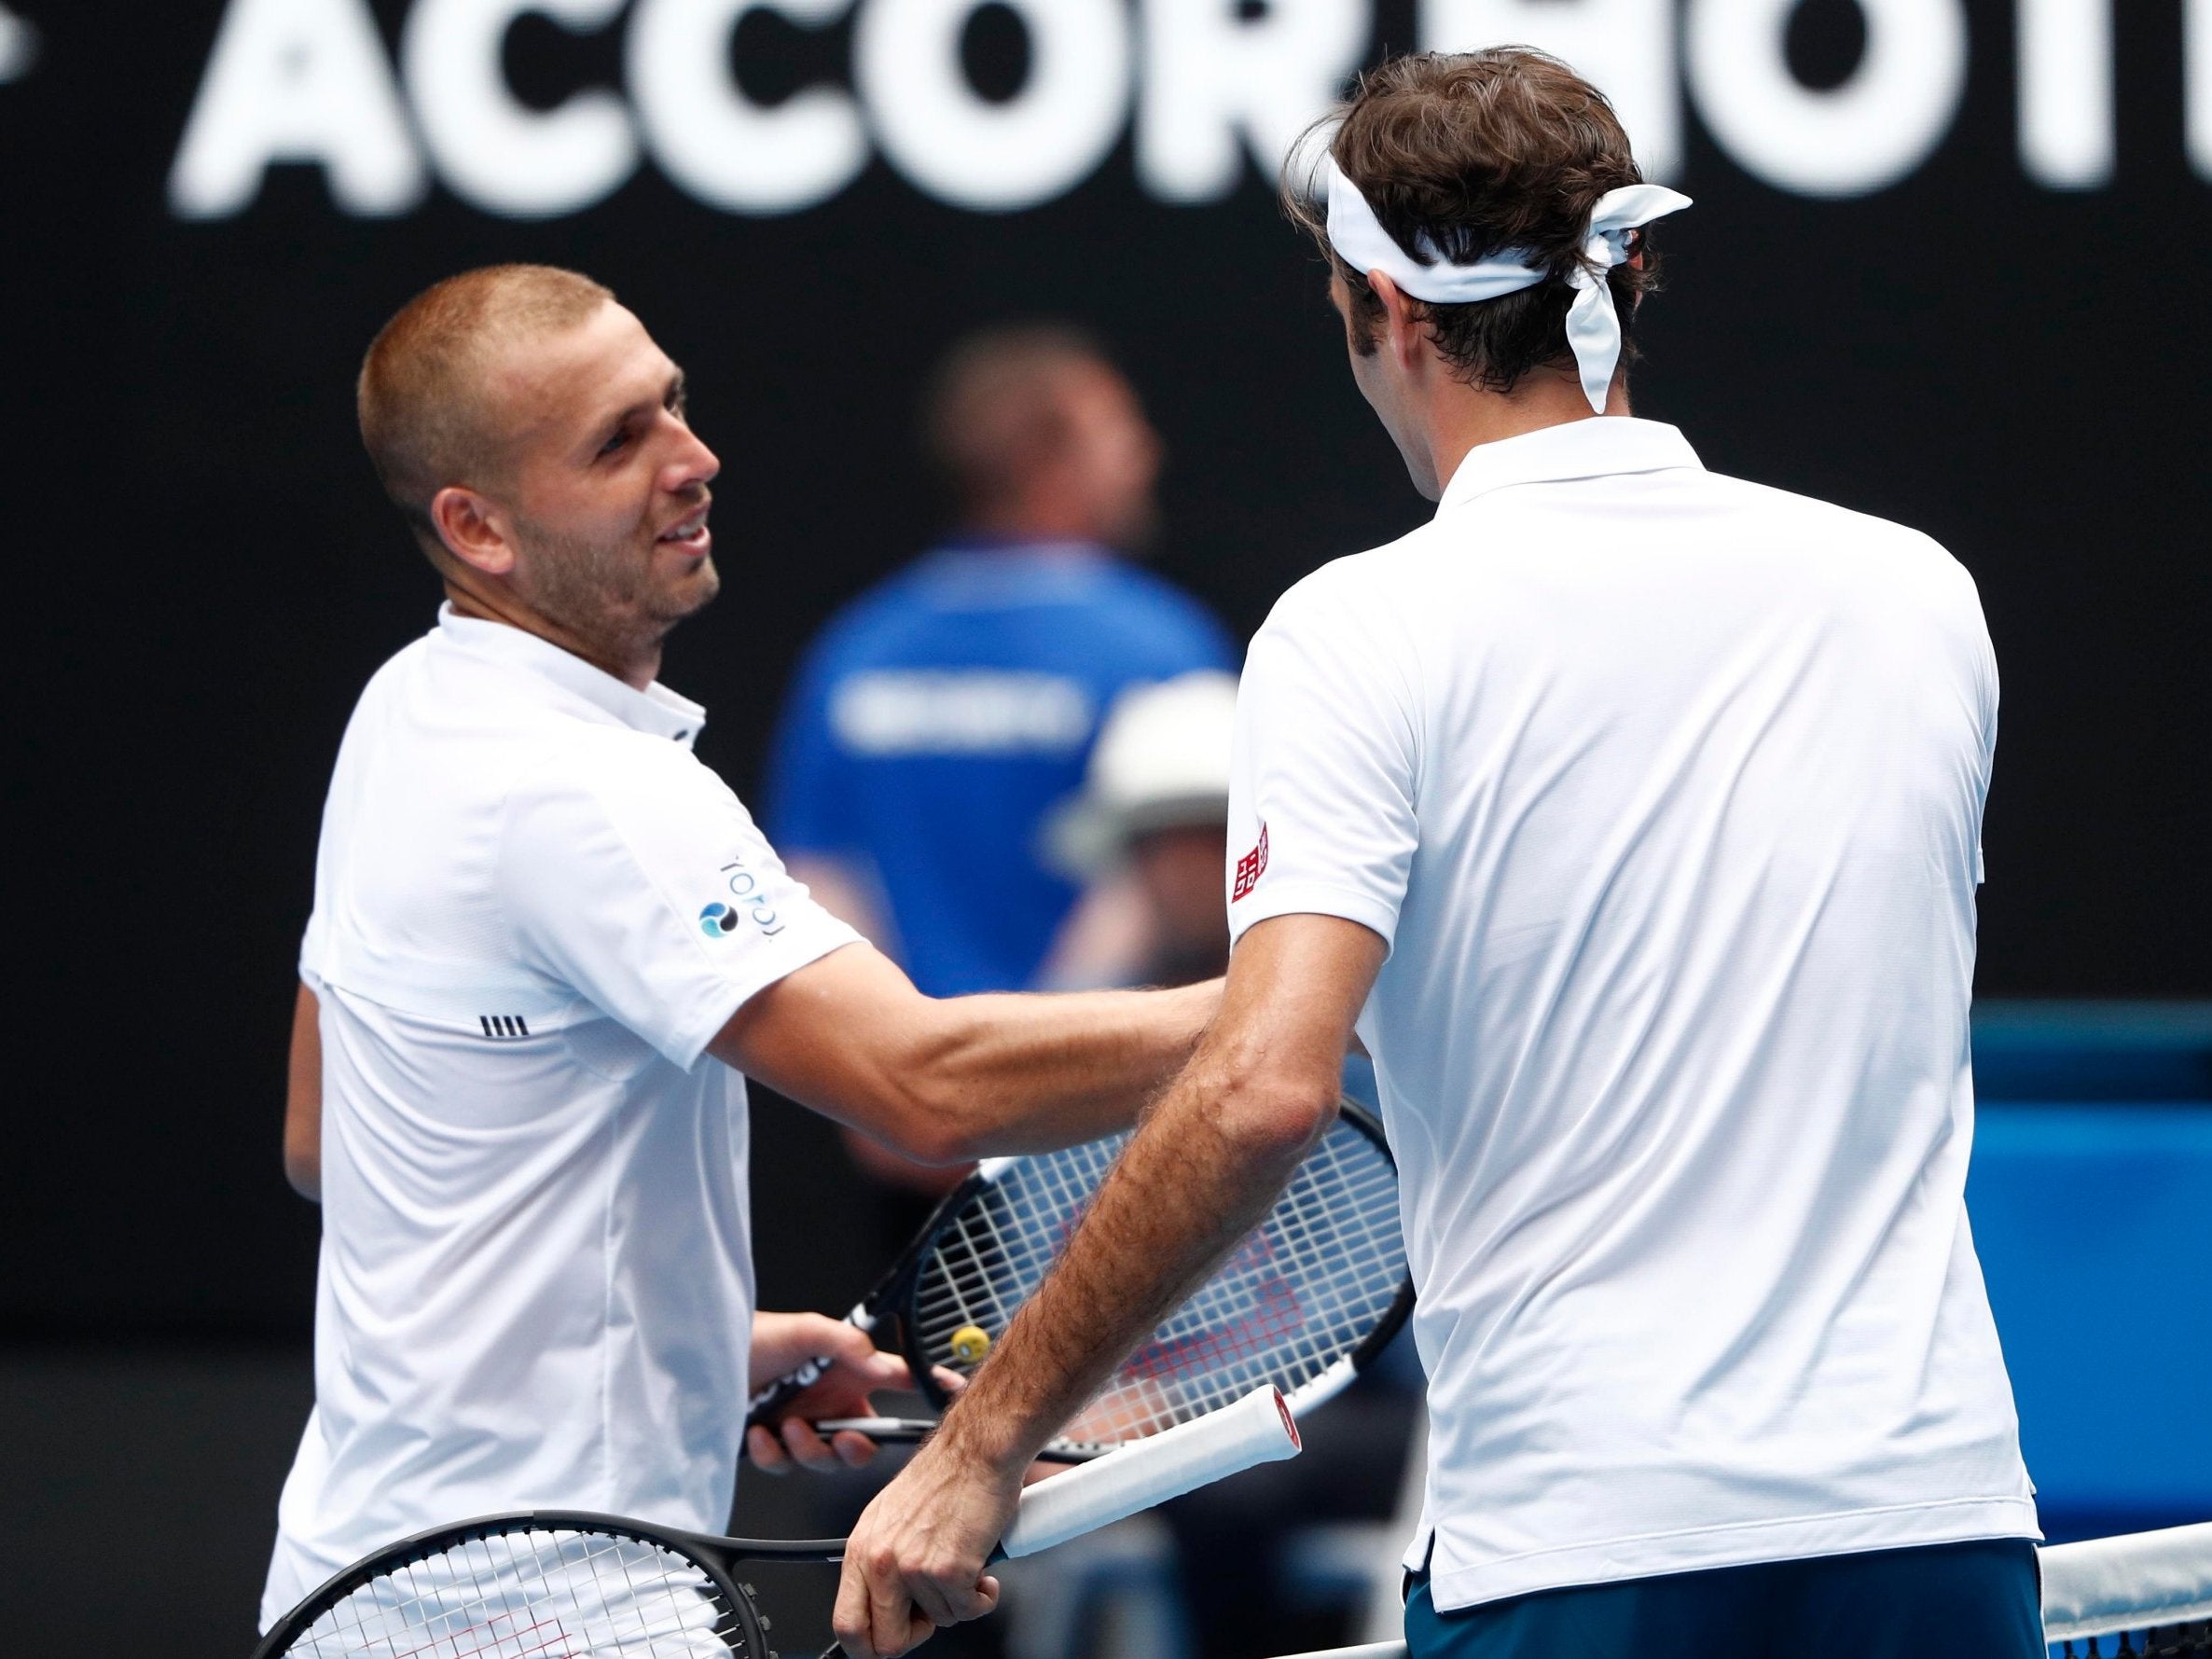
[{"left": 514, "top": 511, "right": 721, "bottom": 668}]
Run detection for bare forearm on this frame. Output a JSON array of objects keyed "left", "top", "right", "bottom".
[
  {"left": 917, "top": 979, "right": 1218, "bottom": 1154},
  {"left": 923, "top": 916, "right": 1386, "bottom": 1468},
  {"left": 828, "top": 917, "right": 1386, "bottom": 1659},
  {"left": 933, "top": 1050, "right": 1330, "bottom": 1472},
  {"left": 715, "top": 944, "right": 1219, "bottom": 1165}
]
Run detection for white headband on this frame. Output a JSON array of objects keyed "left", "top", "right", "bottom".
[{"left": 1321, "top": 158, "right": 1692, "bottom": 413}]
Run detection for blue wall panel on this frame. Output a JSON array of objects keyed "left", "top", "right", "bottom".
[{"left": 1969, "top": 1103, "right": 2212, "bottom": 1533}]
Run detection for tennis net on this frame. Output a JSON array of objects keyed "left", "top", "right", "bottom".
[
  {"left": 1265, "top": 1523, "right": 2212, "bottom": 1658},
  {"left": 2043, "top": 1524, "right": 2212, "bottom": 1655}
]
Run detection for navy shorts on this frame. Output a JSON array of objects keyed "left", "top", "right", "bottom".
[{"left": 1404, "top": 1537, "right": 2044, "bottom": 1659}]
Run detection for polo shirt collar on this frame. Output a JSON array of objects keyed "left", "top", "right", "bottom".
[
  {"left": 435, "top": 604, "right": 706, "bottom": 748},
  {"left": 1437, "top": 417, "right": 1703, "bottom": 512}
]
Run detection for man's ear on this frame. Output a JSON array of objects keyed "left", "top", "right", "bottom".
[
  {"left": 1366, "top": 270, "right": 1430, "bottom": 373},
  {"left": 429, "top": 486, "right": 517, "bottom": 576}
]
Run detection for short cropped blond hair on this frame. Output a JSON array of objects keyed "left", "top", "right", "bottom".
[{"left": 357, "top": 265, "right": 614, "bottom": 553}]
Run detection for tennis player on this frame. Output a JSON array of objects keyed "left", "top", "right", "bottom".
[
  {"left": 260, "top": 266, "right": 1217, "bottom": 1626},
  {"left": 833, "top": 49, "right": 2042, "bottom": 1659}
]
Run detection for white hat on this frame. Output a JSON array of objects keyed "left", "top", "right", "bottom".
[{"left": 1044, "top": 671, "right": 1239, "bottom": 877}]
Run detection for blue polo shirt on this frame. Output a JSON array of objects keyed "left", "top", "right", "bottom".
[{"left": 767, "top": 541, "right": 1237, "bottom": 995}]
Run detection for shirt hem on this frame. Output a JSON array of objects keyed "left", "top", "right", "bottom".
[
  {"left": 1419, "top": 1496, "right": 2042, "bottom": 1612},
  {"left": 1229, "top": 881, "right": 1400, "bottom": 952}
]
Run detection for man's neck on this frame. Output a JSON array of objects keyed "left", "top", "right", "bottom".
[
  {"left": 1419, "top": 368, "right": 1630, "bottom": 501},
  {"left": 443, "top": 581, "right": 662, "bottom": 691}
]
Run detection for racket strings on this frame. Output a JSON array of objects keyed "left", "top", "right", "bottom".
[
  {"left": 278, "top": 1528, "right": 745, "bottom": 1658},
  {"left": 909, "top": 1118, "right": 1406, "bottom": 1446},
  {"left": 1111, "top": 1128, "right": 1402, "bottom": 1428},
  {"left": 916, "top": 1138, "right": 1123, "bottom": 1346}
]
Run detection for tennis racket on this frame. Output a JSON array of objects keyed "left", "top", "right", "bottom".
[
  {"left": 752, "top": 1098, "right": 1410, "bottom": 1462},
  {"left": 253, "top": 1384, "right": 1304, "bottom": 1659}
]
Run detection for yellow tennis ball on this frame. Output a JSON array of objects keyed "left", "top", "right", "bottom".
[{"left": 949, "top": 1325, "right": 992, "bottom": 1364}]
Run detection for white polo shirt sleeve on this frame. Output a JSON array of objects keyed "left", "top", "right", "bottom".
[
  {"left": 297, "top": 909, "right": 327, "bottom": 990},
  {"left": 1972, "top": 594, "right": 1998, "bottom": 887},
  {"left": 498, "top": 727, "right": 861, "bottom": 1069},
  {"left": 1227, "top": 564, "right": 1421, "bottom": 951}
]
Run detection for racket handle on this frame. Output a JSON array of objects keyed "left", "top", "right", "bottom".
[
  {"left": 747, "top": 1357, "right": 832, "bottom": 1421},
  {"left": 810, "top": 1417, "right": 923, "bottom": 1440},
  {"left": 806, "top": 1418, "right": 1095, "bottom": 1463},
  {"left": 998, "top": 1385, "right": 1301, "bottom": 1560}
]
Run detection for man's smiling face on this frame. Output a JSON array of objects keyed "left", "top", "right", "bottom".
[{"left": 484, "top": 301, "right": 723, "bottom": 659}]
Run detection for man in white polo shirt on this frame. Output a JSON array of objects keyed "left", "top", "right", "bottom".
[
  {"left": 260, "top": 265, "right": 1217, "bottom": 1627},
  {"left": 833, "top": 49, "right": 2040, "bottom": 1659}
]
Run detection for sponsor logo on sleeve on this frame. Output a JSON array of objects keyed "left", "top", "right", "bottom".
[
  {"left": 1232, "top": 822, "right": 1269, "bottom": 902},
  {"left": 701, "top": 856, "right": 785, "bottom": 939}
]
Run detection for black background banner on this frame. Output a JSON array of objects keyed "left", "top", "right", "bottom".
[{"left": 3, "top": 0, "right": 2206, "bottom": 1334}]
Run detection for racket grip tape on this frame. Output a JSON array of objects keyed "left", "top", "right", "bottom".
[{"left": 997, "top": 1385, "right": 1301, "bottom": 1559}]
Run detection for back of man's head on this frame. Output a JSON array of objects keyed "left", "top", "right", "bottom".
[
  {"left": 1287, "top": 49, "right": 1660, "bottom": 393},
  {"left": 358, "top": 264, "right": 614, "bottom": 560},
  {"left": 921, "top": 324, "right": 1154, "bottom": 542}
]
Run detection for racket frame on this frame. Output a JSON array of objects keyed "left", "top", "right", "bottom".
[
  {"left": 749, "top": 1099, "right": 1413, "bottom": 1459},
  {"left": 890, "top": 1099, "right": 1413, "bottom": 1438},
  {"left": 256, "top": 1386, "right": 1306, "bottom": 1658},
  {"left": 248, "top": 1508, "right": 834, "bottom": 1659},
  {"left": 741, "top": 1153, "right": 1010, "bottom": 1427}
]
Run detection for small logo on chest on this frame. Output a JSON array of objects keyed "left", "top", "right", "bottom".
[{"left": 478, "top": 1015, "right": 531, "bottom": 1040}]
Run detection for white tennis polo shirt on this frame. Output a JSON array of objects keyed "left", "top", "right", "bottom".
[
  {"left": 1226, "top": 418, "right": 2036, "bottom": 1611},
  {"left": 261, "top": 607, "right": 859, "bottom": 1625}
]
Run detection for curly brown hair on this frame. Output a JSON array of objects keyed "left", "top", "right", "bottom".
[{"left": 1283, "top": 48, "right": 1664, "bottom": 394}]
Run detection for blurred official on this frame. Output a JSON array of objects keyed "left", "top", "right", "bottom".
[
  {"left": 265, "top": 268, "right": 1216, "bottom": 1625},
  {"left": 834, "top": 50, "right": 2040, "bottom": 1659},
  {"left": 767, "top": 325, "right": 1236, "bottom": 1001}
]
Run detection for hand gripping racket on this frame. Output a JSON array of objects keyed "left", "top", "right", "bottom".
[
  {"left": 751, "top": 1098, "right": 1411, "bottom": 1461},
  {"left": 252, "top": 1385, "right": 1303, "bottom": 1659}
]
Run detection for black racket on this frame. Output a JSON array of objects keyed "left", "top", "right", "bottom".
[
  {"left": 253, "top": 1385, "right": 1304, "bottom": 1659},
  {"left": 751, "top": 1098, "right": 1410, "bottom": 1462}
]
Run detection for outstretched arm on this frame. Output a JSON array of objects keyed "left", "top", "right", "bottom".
[
  {"left": 828, "top": 912, "right": 1387, "bottom": 1659},
  {"left": 710, "top": 942, "right": 1218, "bottom": 1167}
]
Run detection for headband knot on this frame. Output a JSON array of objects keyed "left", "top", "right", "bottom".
[{"left": 1320, "top": 158, "right": 1692, "bottom": 413}]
